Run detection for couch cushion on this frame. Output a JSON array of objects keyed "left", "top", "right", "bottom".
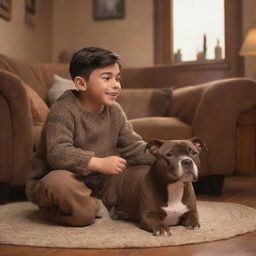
[
  {"left": 46, "top": 75, "right": 172, "bottom": 119},
  {"left": 117, "top": 88, "right": 172, "bottom": 120},
  {"left": 0, "top": 53, "right": 49, "bottom": 100},
  {"left": 47, "top": 75, "right": 76, "bottom": 106},
  {"left": 33, "top": 123, "right": 43, "bottom": 151},
  {"left": 130, "top": 117, "right": 192, "bottom": 142},
  {"left": 24, "top": 84, "right": 49, "bottom": 123}
]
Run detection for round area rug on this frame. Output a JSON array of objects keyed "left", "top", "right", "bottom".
[{"left": 0, "top": 201, "right": 256, "bottom": 249}]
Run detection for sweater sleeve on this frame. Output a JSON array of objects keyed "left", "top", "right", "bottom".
[
  {"left": 116, "top": 104, "right": 155, "bottom": 165},
  {"left": 45, "top": 105, "right": 95, "bottom": 176}
]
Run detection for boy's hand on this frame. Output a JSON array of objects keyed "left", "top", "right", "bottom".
[{"left": 88, "top": 156, "right": 127, "bottom": 174}]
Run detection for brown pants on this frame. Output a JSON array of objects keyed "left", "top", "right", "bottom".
[{"left": 26, "top": 170, "right": 100, "bottom": 227}]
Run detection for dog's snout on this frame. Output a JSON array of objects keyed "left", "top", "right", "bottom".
[{"left": 181, "top": 159, "right": 193, "bottom": 168}]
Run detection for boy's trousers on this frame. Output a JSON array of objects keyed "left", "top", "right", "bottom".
[{"left": 26, "top": 170, "right": 101, "bottom": 227}]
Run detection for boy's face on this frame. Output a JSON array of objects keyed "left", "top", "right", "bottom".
[{"left": 76, "top": 63, "right": 121, "bottom": 108}]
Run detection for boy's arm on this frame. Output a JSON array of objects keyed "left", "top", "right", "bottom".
[
  {"left": 45, "top": 109, "right": 95, "bottom": 176},
  {"left": 87, "top": 156, "right": 126, "bottom": 174},
  {"left": 45, "top": 106, "right": 127, "bottom": 176},
  {"left": 116, "top": 105, "right": 155, "bottom": 165}
]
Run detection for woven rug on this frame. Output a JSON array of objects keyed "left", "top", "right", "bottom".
[{"left": 0, "top": 201, "right": 256, "bottom": 249}]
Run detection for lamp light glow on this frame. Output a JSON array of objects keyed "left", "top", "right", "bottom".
[{"left": 240, "top": 28, "right": 256, "bottom": 56}]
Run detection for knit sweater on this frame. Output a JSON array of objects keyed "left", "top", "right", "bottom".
[{"left": 30, "top": 90, "right": 154, "bottom": 180}]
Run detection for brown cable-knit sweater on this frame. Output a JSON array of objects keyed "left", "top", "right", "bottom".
[{"left": 29, "top": 90, "right": 154, "bottom": 183}]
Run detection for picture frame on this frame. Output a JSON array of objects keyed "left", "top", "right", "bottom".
[
  {"left": 25, "top": 0, "right": 36, "bottom": 27},
  {"left": 0, "top": 0, "right": 12, "bottom": 21},
  {"left": 93, "top": 0, "right": 124, "bottom": 20},
  {"left": 25, "top": 0, "right": 36, "bottom": 15}
]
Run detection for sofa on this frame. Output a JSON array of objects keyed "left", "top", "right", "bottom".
[{"left": 1, "top": 53, "right": 256, "bottom": 202}]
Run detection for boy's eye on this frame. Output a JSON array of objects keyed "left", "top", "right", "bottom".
[
  {"left": 191, "top": 151, "right": 198, "bottom": 155},
  {"left": 102, "top": 76, "right": 110, "bottom": 80},
  {"left": 116, "top": 77, "right": 121, "bottom": 82}
]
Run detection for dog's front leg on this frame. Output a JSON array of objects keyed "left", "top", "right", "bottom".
[
  {"left": 180, "top": 209, "right": 200, "bottom": 229},
  {"left": 181, "top": 181, "right": 200, "bottom": 229},
  {"left": 140, "top": 212, "right": 172, "bottom": 236}
]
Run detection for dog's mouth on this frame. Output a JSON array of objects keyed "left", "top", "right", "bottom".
[
  {"left": 184, "top": 172, "right": 198, "bottom": 182},
  {"left": 169, "top": 171, "right": 198, "bottom": 184},
  {"left": 174, "top": 170, "right": 198, "bottom": 183}
]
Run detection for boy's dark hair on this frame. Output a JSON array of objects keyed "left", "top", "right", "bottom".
[{"left": 69, "top": 47, "right": 122, "bottom": 80}]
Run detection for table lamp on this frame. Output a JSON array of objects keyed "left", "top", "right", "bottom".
[{"left": 239, "top": 28, "right": 256, "bottom": 56}]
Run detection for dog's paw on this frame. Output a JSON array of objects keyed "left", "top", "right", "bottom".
[
  {"left": 109, "top": 206, "right": 119, "bottom": 220},
  {"left": 109, "top": 206, "right": 129, "bottom": 220},
  {"left": 182, "top": 213, "right": 200, "bottom": 230},
  {"left": 184, "top": 219, "right": 201, "bottom": 230},
  {"left": 152, "top": 225, "right": 172, "bottom": 236}
]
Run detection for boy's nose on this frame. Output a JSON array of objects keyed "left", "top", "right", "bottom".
[{"left": 112, "top": 80, "right": 121, "bottom": 90}]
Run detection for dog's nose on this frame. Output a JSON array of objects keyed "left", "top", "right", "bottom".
[{"left": 181, "top": 159, "right": 193, "bottom": 168}]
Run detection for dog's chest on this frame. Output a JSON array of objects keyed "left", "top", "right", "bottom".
[{"left": 162, "top": 183, "right": 188, "bottom": 226}]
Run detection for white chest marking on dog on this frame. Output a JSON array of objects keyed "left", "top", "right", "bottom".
[{"left": 162, "top": 182, "right": 188, "bottom": 226}]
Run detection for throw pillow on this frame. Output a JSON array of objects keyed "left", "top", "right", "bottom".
[
  {"left": 117, "top": 88, "right": 172, "bottom": 120},
  {"left": 24, "top": 84, "right": 49, "bottom": 123},
  {"left": 47, "top": 75, "right": 76, "bottom": 106}
]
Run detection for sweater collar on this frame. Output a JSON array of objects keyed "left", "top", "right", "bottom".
[{"left": 58, "top": 90, "right": 107, "bottom": 118}]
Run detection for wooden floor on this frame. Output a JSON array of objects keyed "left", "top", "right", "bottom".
[{"left": 1, "top": 176, "right": 256, "bottom": 256}]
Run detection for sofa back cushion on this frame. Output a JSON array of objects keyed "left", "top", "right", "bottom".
[
  {"left": 46, "top": 75, "right": 172, "bottom": 119},
  {"left": 40, "top": 63, "right": 70, "bottom": 92},
  {"left": 117, "top": 88, "right": 172, "bottom": 119},
  {"left": 24, "top": 84, "right": 49, "bottom": 123},
  {"left": 0, "top": 54, "right": 70, "bottom": 101},
  {"left": 47, "top": 75, "right": 76, "bottom": 106},
  {"left": 0, "top": 54, "right": 49, "bottom": 100}
]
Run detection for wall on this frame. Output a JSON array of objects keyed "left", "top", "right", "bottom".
[
  {"left": 52, "top": 0, "right": 153, "bottom": 67},
  {"left": 0, "top": 0, "right": 256, "bottom": 73},
  {"left": 242, "top": 0, "right": 256, "bottom": 79},
  {"left": 0, "top": 0, "right": 53, "bottom": 62}
]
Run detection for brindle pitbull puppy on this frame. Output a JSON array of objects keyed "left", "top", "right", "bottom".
[{"left": 101, "top": 137, "right": 207, "bottom": 236}]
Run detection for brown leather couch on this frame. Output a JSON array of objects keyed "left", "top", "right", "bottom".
[{"left": 1, "top": 53, "right": 256, "bottom": 201}]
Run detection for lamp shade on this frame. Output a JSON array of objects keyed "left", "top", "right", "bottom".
[{"left": 240, "top": 28, "right": 256, "bottom": 56}]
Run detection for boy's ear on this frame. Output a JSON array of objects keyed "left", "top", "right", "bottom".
[{"left": 74, "top": 76, "right": 87, "bottom": 91}]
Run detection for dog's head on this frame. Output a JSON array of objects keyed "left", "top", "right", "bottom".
[{"left": 146, "top": 137, "right": 207, "bottom": 183}]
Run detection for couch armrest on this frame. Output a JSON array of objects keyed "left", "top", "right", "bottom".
[
  {"left": 166, "top": 82, "right": 210, "bottom": 126},
  {"left": 191, "top": 78, "right": 256, "bottom": 175},
  {"left": 166, "top": 78, "right": 256, "bottom": 175},
  {"left": 0, "top": 70, "right": 33, "bottom": 184},
  {"left": 236, "top": 107, "right": 256, "bottom": 175}
]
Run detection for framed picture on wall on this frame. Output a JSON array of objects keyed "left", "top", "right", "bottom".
[
  {"left": 0, "top": 0, "right": 12, "bottom": 21},
  {"left": 25, "top": 0, "right": 36, "bottom": 27},
  {"left": 25, "top": 0, "right": 36, "bottom": 15},
  {"left": 93, "top": 0, "right": 124, "bottom": 20}
]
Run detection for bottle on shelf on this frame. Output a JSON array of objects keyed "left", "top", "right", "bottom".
[
  {"left": 215, "top": 38, "right": 222, "bottom": 60},
  {"left": 174, "top": 49, "right": 182, "bottom": 63},
  {"left": 203, "top": 34, "right": 207, "bottom": 59}
]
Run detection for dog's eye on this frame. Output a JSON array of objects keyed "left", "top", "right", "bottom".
[
  {"left": 165, "top": 152, "right": 173, "bottom": 157},
  {"left": 191, "top": 151, "right": 198, "bottom": 155}
]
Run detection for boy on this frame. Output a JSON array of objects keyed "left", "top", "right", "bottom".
[{"left": 26, "top": 47, "right": 154, "bottom": 227}]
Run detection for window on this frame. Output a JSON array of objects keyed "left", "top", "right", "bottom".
[
  {"left": 173, "top": 0, "right": 225, "bottom": 62},
  {"left": 154, "top": 0, "right": 242, "bottom": 78}
]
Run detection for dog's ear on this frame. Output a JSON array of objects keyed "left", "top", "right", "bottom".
[
  {"left": 145, "top": 140, "right": 164, "bottom": 155},
  {"left": 189, "top": 137, "right": 208, "bottom": 152}
]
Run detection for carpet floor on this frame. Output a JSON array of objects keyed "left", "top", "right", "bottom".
[{"left": 0, "top": 201, "right": 256, "bottom": 249}]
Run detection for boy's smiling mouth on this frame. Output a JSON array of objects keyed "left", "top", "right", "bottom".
[{"left": 106, "top": 92, "right": 118, "bottom": 97}]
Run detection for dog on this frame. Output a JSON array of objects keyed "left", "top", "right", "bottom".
[{"left": 101, "top": 137, "right": 207, "bottom": 236}]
